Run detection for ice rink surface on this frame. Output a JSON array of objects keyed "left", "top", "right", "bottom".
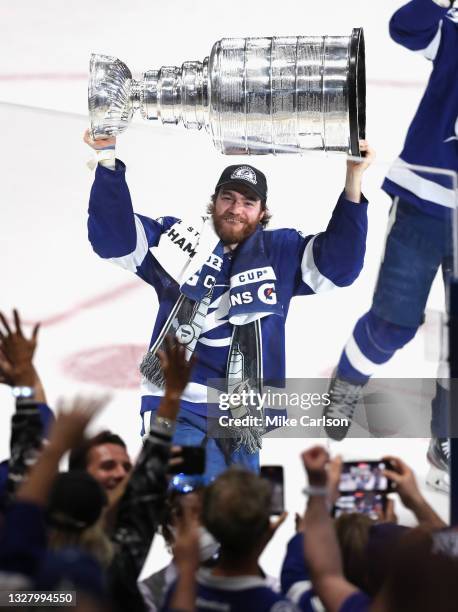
[{"left": 0, "top": 0, "right": 453, "bottom": 577}]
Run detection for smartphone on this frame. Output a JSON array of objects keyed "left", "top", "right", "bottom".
[
  {"left": 169, "top": 445, "right": 206, "bottom": 475},
  {"left": 333, "top": 491, "right": 387, "bottom": 521},
  {"left": 260, "top": 465, "right": 284, "bottom": 515},
  {"left": 169, "top": 473, "right": 208, "bottom": 494},
  {"left": 339, "top": 460, "right": 395, "bottom": 493}
]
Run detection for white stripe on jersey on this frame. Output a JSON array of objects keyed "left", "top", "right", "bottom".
[
  {"left": 385, "top": 157, "right": 456, "bottom": 208},
  {"left": 286, "top": 581, "right": 313, "bottom": 604},
  {"left": 344, "top": 335, "right": 378, "bottom": 377},
  {"left": 108, "top": 215, "right": 148, "bottom": 272},
  {"left": 300, "top": 235, "right": 338, "bottom": 293},
  {"left": 141, "top": 378, "right": 208, "bottom": 403}
]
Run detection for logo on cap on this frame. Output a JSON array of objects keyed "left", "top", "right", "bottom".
[{"left": 231, "top": 166, "right": 257, "bottom": 185}]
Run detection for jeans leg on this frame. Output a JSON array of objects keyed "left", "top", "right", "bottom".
[
  {"left": 372, "top": 199, "right": 443, "bottom": 328},
  {"left": 337, "top": 311, "right": 418, "bottom": 384}
]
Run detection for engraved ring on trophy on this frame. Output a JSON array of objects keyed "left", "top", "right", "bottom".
[{"left": 89, "top": 29, "right": 365, "bottom": 156}]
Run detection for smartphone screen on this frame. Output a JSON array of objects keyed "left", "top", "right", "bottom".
[
  {"left": 333, "top": 491, "right": 387, "bottom": 521},
  {"left": 169, "top": 446, "right": 206, "bottom": 475},
  {"left": 260, "top": 465, "right": 285, "bottom": 515},
  {"left": 339, "top": 460, "right": 394, "bottom": 493}
]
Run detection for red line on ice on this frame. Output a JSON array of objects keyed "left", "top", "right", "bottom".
[{"left": 20, "top": 281, "right": 141, "bottom": 328}]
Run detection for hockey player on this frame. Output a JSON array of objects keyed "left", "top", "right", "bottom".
[
  {"left": 323, "top": 0, "right": 458, "bottom": 492},
  {"left": 85, "top": 130, "right": 374, "bottom": 479}
]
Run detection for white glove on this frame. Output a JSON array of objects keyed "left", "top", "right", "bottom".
[
  {"left": 87, "top": 148, "right": 116, "bottom": 170},
  {"left": 83, "top": 129, "right": 116, "bottom": 170}
]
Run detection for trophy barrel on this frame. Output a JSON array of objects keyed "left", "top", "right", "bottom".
[{"left": 207, "top": 31, "right": 366, "bottom": 156}]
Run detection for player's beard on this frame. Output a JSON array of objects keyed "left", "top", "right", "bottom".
[{"left": 212, "top": 211, "right": 261, "bottom": 245}]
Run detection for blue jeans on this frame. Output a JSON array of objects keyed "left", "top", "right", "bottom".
[
  {"left": 339, "top": 197, "right": 452, "bottom": 436},
  {"left": 143, "top": 408, "right": 259, "bottom": 481},
  {"left": 372, "top": 198, "right": 453, "bottom": 327}
]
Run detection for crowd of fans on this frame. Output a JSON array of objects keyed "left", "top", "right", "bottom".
[{"left": 0, "top": 309, "right": 457, "bottom": 612}]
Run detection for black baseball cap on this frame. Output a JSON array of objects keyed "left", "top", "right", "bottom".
[{"left": 215, "top": 164, "right": 268, "bottom": 202}]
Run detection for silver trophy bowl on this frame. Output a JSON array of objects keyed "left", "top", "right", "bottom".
[{"left": 89, "top": 29, "right": 365, "bottom": 155}]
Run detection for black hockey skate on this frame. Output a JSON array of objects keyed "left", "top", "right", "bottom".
[
  {"left": 426, "top": 437, "right": 449, "bottom": 494},
  {"left": 323, "top": 375, "right": 364, "bottom": 441}
]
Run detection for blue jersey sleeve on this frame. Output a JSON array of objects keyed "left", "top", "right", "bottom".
[
  {"left": 283, "top": 192, "right": 368, "bottom": 297},
  {"left": 389, "top": 0, "right": 450, "bottom": 59},
  {"left": 88, "top": 160, "right": 178, "bottom": 289},
  {"left": 280, "top": 533, "right": 321, "bottom": 611},
  {"left": 0, "top": 501, "right": 47, "bottom": 575},
  {"left": 339, "top": 591, "right": 372, "bottom": 612},
  {"left": 281, "top": 533, "right": 309, "bottom": 593}
]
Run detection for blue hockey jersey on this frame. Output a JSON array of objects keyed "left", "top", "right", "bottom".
[
  {"left": 280, "top": 533, "right": 321, "bottom": 611},
  {"left": 382, "top": 0, "right": 458, "bottom": 218},
  {"left": 280, "top": 532, "right": 371, "bottom": 612},
  {"left": 88, "top": 161, "right": 368, "bottom": 425},
  {"left": 162, "top": 568, "right": 299, "bottom": 612}
]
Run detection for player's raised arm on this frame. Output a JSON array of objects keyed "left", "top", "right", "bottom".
[
  {"left": 344, "top": 140, "right": 375, "bottom": 204},
  {"left": 389, "top": 0, "right": 453, "bottom": 55},
  {"left": 85, "top": 129, "right": 138, "bottom": 261},
  {"left": 84, "top": 129, "right": 177, "bottom": 277},
  {"left": 289, "top": 140, "right": 374, "bottom": 296}
]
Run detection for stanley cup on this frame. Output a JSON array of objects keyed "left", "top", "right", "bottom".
[{"left": 89, "top": 29, "right": 365, "bottom": 156}]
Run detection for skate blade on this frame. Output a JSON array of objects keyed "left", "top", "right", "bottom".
[{"left": 426, "top": 466, "right": 449, "bottom": 494}]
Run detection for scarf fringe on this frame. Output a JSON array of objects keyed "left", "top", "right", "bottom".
[
  {"left": 140, "top": 351, "right": 165, "bottom": 388},
  {"left": 229, "top": 425, "right": 265, "bottom": 454}
]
